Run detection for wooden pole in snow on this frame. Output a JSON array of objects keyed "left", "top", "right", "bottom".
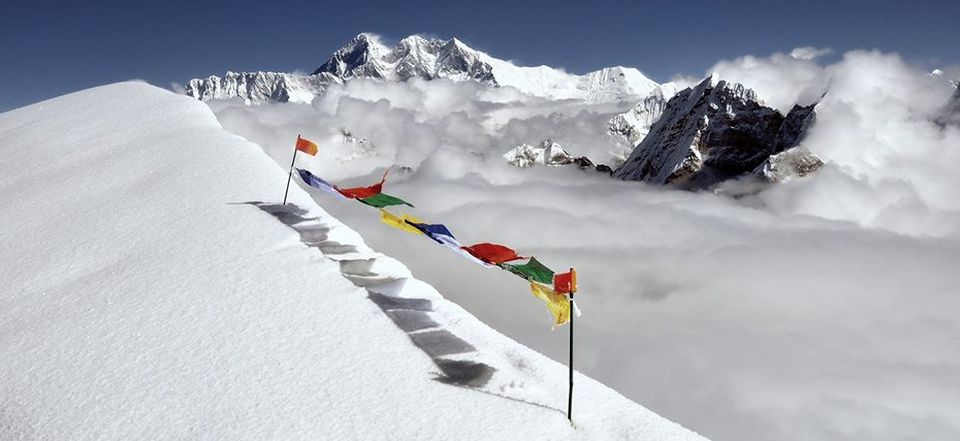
[{"left": 282, "top": 134, "right": 301, "bottom": 205}]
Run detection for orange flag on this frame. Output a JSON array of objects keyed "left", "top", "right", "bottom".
[{"left": 296, "top": 135, "right": 319, "bottom": 156}]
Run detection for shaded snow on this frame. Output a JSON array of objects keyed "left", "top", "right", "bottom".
[{"left": 0, "top": 82, "right": 707, "bottom": 441}]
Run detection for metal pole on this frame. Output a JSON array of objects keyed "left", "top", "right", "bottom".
[
  {"left": 567, "top": 289, "right": 574, "bottom": 422},
  {"left": 282, "top": 135, "right": 301, "bottom": 205}
]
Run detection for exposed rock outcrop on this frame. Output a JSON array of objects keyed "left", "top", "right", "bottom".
[{"left": 613, "top": 76, "right": 819, "bottom": 189}]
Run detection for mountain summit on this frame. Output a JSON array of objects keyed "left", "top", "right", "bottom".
[
  {"left": 613, "top": 76, "right": 820, "bottom": 189},
  {"left": 312, "top": 34, "right": 496, "bottom": 84},
  {"left": 185, "top": 33, "right": 659, "bottom": 104}
]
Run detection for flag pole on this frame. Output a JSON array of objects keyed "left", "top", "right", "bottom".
[
  {"left": 283, "top": 134, "right": 301, "bottom": 205},
  {"left": 567, "top": 268, "right": 576, "bottom": 423}
]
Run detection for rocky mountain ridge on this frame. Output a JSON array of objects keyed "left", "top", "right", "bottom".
[
  {"left": 613, "top": 76, "right": 822, "bottom": 189},
  {"left": 185, "top": 33, "right": 659, "bottom": 104}
]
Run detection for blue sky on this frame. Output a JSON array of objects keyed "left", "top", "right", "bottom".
[{"left": 2, "top": 0, "right": 957, "bottom": 111}]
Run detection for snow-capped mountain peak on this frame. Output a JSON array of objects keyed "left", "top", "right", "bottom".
[
  {"left": 613, "top": 76, "right": 819, "bottom": 189},
  {"left": 311, "top": 33, "right": 495, "bottom": 84},
  {"left": 312, "top": 33, "right": 393, "bottom": 80},
  {"left": 503, "top": 139, "right": 574, "bottom": 168},
  {"left": 185, "top": 33, "right": 660, "bottom": 104}
]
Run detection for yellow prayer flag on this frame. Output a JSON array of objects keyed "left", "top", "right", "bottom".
[
  {"left": 529, "top": 282, "right": 570, "bottom": 328},
  {"left": 379, "top": 209, "right": 425, "bottom": 236}
]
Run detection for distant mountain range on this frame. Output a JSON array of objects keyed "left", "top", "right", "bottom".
[
  {"left": 184, "top": 34, "right": 960, "bottom": 191},
  {"left": 186, "top": 33, "right": 660, "bottom": 104}
]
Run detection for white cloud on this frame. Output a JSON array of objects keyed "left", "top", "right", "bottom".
[
  {"left": 203, "top": 51, "right": 960, "bottom": 441},
  {"left": 707, "top": 52, "right": 828, "bottom": 112},
  {"left": 790, "top": 46, "right": 834, "bottom": 60}
]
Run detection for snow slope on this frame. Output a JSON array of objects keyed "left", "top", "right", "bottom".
[{"left": 0, "top": 82, "right": 708, "bottom": 441}]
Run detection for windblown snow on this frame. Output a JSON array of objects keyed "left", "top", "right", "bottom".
[{"left": 0, "top": 82, "right": 707, "bottom": 441}]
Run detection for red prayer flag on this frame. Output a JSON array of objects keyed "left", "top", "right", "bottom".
[
  {"left": 295, "top": 135, "right": 319, "bottom": 156},
  {"left": 336, "top": 169, "right": 389, "bottom": 199},
  {"left": 460, "top": 243, "right": 524, "bottom": 265},
  {"left": 554, "top": 268, "right": 577, "bottom": 294}
]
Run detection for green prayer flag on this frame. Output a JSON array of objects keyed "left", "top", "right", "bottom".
[
  {"left": 502, "top": 256, "right": 555, "bottom": 285},
  {"left": 359, "top": 193, "right": 414, "bottom": 208}
]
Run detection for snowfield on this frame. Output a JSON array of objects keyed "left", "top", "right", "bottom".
[{"left": 0, "top": 82, "right": 707, "bottom": 441}]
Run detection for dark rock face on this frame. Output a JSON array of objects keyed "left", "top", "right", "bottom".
[
  {"left": 313, "top": 34, "right": 384, "bottom": 78},
  {"left": 613, "top": 76, "right": 818, "bottom": 189},
  {"left": 434, "top": 39, "right": 497, "bottom": 84},
  {"left": 572, "top": 156, "right": 595, "bottom": 168},
  {"left": 571, "top": 156, "right": 613, "bottom": 174}
]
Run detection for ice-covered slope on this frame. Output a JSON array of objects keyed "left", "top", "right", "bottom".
[
  {"left": 0, "top": 82, "right": 708, "bottom": 441},
  {"left": 187, "top": 33, "right": 659, "bottom": 104},
  {"left": 608, "top": 82, "right": 681, "bottom": 146}
]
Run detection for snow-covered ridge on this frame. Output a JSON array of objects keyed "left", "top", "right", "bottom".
[
  {"left": 186, "top": 33, "right": 660, "bottom": 104},
  {"left": 608, "top": 82, "right": 681, "bottom": 146},
  {"left": 0, "top": 82, "right": 708, "bottom": 440},
  {"left": 313, "top": 33, "right": 496, "bottom": 85},
  {"left": 185, "top": 71, "right": 339, "bottom": 105}
]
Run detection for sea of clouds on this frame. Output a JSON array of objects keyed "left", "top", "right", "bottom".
[{"left": 205, "top": 49, "right": 960, "bottom": 441}]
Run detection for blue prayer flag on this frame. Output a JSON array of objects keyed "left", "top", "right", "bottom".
[{"left": 297, "top": 168, "right": 348, "bottom": 200}]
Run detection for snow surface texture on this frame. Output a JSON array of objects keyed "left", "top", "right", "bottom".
[
  {"left": 205, "top": 50, "right": 960, "bottom": 441},
  {"left": 186, "top": 33, "right": 659, "bottom": 105},
  {"left": 0, "top": 82, "right": 708, "bottom": 441}
]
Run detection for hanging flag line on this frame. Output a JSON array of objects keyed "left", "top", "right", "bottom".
[
  {"left": 289, "top": 134, "right": 579, "bottom": 423},
  {"left": 294, "top": 165, "right": 580, "bottom": 328}
]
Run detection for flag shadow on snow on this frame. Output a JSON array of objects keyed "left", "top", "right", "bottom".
[
  {"left": 368, "top": 292, "right": 496, "bottom": 388},
  {"left": 246, "top": 202, "right": 496, "bottom": 388}
]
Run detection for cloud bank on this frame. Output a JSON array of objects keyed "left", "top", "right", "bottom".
[{"left": 204, "top": 49, "right": 960, "bottom": 441}]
